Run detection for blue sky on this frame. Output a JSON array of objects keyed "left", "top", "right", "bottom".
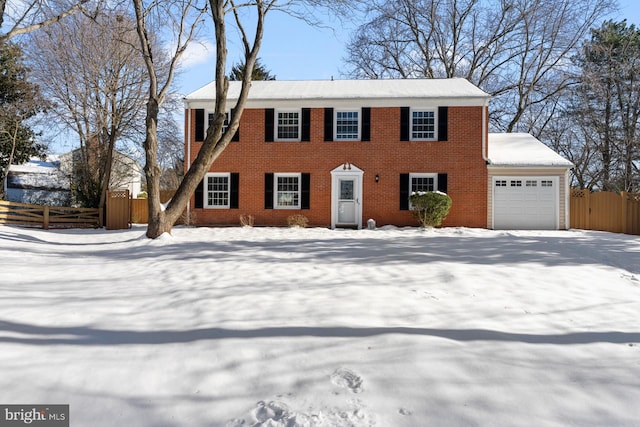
[
  {"left": 43, "top": 1, "right": 640, "bottom": 154},
  {"left": 177, "top": 0, "right": 640, "bottom": 96}
]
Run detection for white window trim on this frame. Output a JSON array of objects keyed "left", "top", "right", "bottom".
[
  {"left": 334, "top": 109, "right": 361, "bottom": 141},
  {"left": 275, "top": 109, "right": 301, "bottom": 141},
  {"left": 409, "top": 173, "right": 438, "bottom": 209},
  {"left": 204, "top": 172, "right": 230, "bottom": 209},
  {"left": 410, "top": 108, "right": 438, "bottom": 141},
  {"left": 274, "top": 172, "right": 302, "bottom": 209},
  {"left": 207, "top": 110, "right": 230, "bottom": 134}
]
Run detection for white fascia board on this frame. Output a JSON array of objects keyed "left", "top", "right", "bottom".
[{"left": 185, "top": 97, "right": 488, "bottom": 110}]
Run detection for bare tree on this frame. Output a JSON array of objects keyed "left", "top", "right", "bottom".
[
  {"left": 0, "top": 0, "right": 92, "bottom": 42},
  {"left": 132, "top": 0, "right": 208, "bottom": 237},
  {"left": 344, "top": 0, "right": 615, "bottom": 134},
  {"left": 134, "top": 0, "right": 351, "bottom": 238},
  {"left": 26, "top": 11, "right": 149, "bottom": 208},
  {"left": 570, "top": 20, "right": 640, "bottom": 192}
]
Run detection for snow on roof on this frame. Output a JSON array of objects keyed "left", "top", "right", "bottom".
[
  {"left": 488, "top": 133, "right": 573, "bottom": 168},
  {"left": 7, "top": 156, "right": 69, "bottom": 190},
  {"left": 9, "top": 156, "right": 61, "bottom": 173},
  {"left": 185, "top": 78, "right": 490, "bottom": 104}
]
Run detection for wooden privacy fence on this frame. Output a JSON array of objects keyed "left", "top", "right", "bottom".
[
  {"left": 131, "top": 190, "right": 176, "bottom": 224},
  {"left": 570, "top": 189, "right": 640, "bottom": 235},
  {"left": 0, "top": 200, "right": 101, "bottom": 229},
  {"left": 106, "top": 190, "right": 131, "bottom": 230}
]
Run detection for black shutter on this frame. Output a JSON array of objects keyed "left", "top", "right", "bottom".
[
  {"left": 301, "top": 173, "right": 310, "bottom": 209},
  {"left": 230, "top": 173, "right": 239, "bottom": 208},
  {"left": 400, "top": 173, "right": 409, "bottom": 210},
  {"left": 195, "top": 178, "right": 204, "bottom": 208},
  {"left": 301, "top": 108, "right": 311, "bottom": 142},
  {"left": 231, "top": 108, "right": 240, "bottom": 142},
  {"left": 324, "top": 108, "right": 334, "bottom": 141},
  {"left": 437, "top": 173, "right": 448, "bottom": 193},
  {"left": 265, "top": 173, "right": 274, "bottom": 209},
  {"left": 361, "top": 107, "right": 371, "bottom": 141},
  {"left": 400, "top": 107, "right": 410, "bottom": 141},
  {"left": 195, "top": 109, "right": 205, "bottom": 141},
  {"left": 265, "top": 109, "right": 274, "bottom": 142},
  {"left": 438, "top": 106, "right": 448, "bottom": 141}
]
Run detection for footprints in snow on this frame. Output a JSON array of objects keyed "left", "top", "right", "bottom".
[
  {"left": 330, "top": 367, "right": 363, "bottom": 393},
  {"left": 230, "top": 367, "right": 411, "bottom": 425}
]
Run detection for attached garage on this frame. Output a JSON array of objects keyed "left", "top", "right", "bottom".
[
  {"left": 492, "top": 176, "right": 558, "bottom": 229},
  {"left": 487, "top": 133, "right": 573, "bottom": 230}
]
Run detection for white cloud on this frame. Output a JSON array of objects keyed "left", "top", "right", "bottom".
[{"left": 179, "top": 40, "right": 216, "bottom": 69}]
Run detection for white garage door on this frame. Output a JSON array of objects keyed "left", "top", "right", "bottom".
[{"left": 493, "top": 177, "right": 558, "bottom": 230}]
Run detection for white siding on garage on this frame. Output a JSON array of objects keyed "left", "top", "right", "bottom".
[{"left": 492, "top": 176, "right": 558, "bottom": 230}]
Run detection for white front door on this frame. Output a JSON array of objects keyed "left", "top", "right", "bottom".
[
  {"left": 331, "top": 163, "right": 364, "bottom": 229},
  {"left": 338, "top": 178, "right": 357, "bottom": 225}
]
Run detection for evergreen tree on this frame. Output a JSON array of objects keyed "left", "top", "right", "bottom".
[
  {"left": 573, "top": 20, "right": 640, "bottom": 192},
  {"left": 229, "top": 58, "right": 276, "bottom": 81},
  {"left": 0, "top": 42, "right": 46, "bottom": 197}
]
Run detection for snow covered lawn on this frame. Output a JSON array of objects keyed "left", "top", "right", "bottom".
[{"left": 1, "top": 224, "right": 639, "bottom": 426}]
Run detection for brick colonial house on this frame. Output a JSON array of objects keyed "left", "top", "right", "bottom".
[{"left": 184, "top": 79, "right": 572, "bottom": 230}]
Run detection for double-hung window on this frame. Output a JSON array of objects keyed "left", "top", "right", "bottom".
[
  {"left": 276, "top": 110, "right": 300, "bottom": 140},
  {"left": 408, "top": 173, "right": 437, "bottom": 209},
  {"left": 400, "top": 172, "right": 447, "bottom": 210},
  {"left": 335, "top": 110, "right": 360, "bottom": 140},
  {"left": 205, "top": 173, "right": 230, "bottom": 208},
  {"left": 275, "top": 173, "right": 301, "bottom": 209},
  {"left": 411, "top": 110, "right": 436, "bottom": 140},
  {"left": 410, "top": 173, "right": 437, "bottom": 194},
  {"left": 208, "top": 111, "right": 230, "bottom": 134}
]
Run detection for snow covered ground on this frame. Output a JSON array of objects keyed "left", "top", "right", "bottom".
[{"left": 1, "top": 224, "right": 639, "bottom": 426}]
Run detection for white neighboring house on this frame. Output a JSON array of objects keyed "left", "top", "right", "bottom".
[
  {"left": 58, "top": 149, "right": 143, "bottom": 198},
  {"left": 4, "top": 150, "right": 143, "bottom": 206},
  {"left": 4, "top": 156, "right": 71, "bottom": 206}
]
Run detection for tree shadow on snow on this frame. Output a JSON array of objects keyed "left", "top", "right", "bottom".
[{"left": 0, "top": 319, "right": 638, "bottom": 346}]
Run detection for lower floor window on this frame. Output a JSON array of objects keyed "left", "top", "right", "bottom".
[
  {"left": 205, "top": 173, "right": 229, "bottom": 208},
  {"left": 410, "top": 173, "right": 437, "bottom": 194},
  {"left": 275, "top": 173, "right": 301, "bottom": 208}
]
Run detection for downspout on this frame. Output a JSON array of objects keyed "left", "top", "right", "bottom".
[
  {"left": 482, "top": 98, "right": 491, "bottom": 229},
  {"left": 482, "top": 99, "right": 490, "bottom": 162},
  {"left": 565, "top": 169, "right": 571, "bottom": 230},
  {"left": 185, "top": 98, "right": 191, "bottom": 225}
]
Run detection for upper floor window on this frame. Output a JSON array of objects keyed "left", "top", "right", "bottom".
[
  {"left": 208, "top": 111, "right": 230, "bottom": 135},
  {"left": 412, "top": 110, "right": 436, "bottom": 140},
  {"left": 276, "top": 110, "right": 300, "bottom": 140},
  {"left": 401, "top": 107, "right": 446, "bottom": 141},
  {"left": 335, "top": 110, "right": 360, "bottom": 140}
]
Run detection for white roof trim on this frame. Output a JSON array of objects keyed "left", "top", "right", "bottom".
[{"left": 184, "top": 78, "right": 490, "bottom": 108}]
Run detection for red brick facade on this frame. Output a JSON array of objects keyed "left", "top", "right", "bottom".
[{"left": 185, "top": 104, "right": 489, "bottom": 228}]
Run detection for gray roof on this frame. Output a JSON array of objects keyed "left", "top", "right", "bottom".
[
  {"left": 185, "top": 78, "right": 490, "bottom": 107},
  {"left": 488, "top": 133, "right": 573, "bottom": 168}
]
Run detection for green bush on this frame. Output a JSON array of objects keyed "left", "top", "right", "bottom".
[{"left": 409, "top": 191, "right": 452, "bottom": 228}]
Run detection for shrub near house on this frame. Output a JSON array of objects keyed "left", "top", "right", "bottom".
[{"left": 409, "top": 191, "right": 452, "bottom": 228}]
